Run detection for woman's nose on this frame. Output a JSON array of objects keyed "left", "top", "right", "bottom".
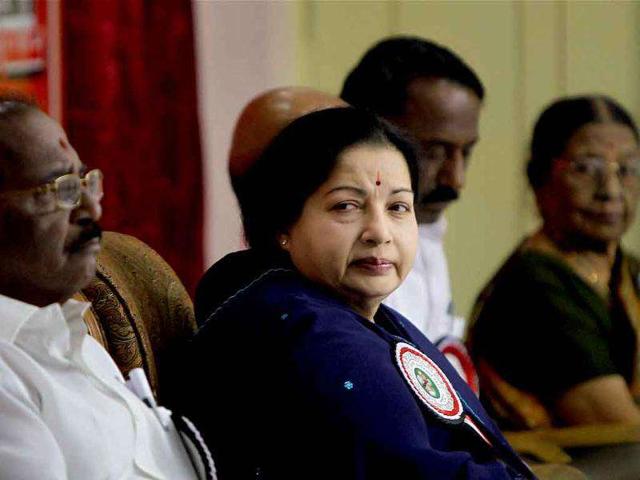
[
  {"left": 595, "top": 162, "right": 624, "bottom": 200},
  {"left": 360, "top": 209, "right": 392, "bottom": 245}
]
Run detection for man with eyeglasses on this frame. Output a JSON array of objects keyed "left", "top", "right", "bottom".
[{"left": 0, "top": 98, "right": 214, "bottom": 479}]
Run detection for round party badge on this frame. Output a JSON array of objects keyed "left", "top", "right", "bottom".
[{"left": 395, "top": 342, "right": 464, "bottom": 424}]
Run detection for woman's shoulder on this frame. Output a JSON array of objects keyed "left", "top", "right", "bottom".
[
  {"left": 195, "top": 251, "right": 353, "bottom": 335},
  {"left": 472, "top": 247, "right": 540, "bottom": 306},
  {"left": 481, "top": 245, "right": 592, "bottom": 300},
  {"left": 194, "top": 249, "right": 294, "bottom": 324},
  {"left": 468, "top": 243, "right": 600, "bottom": 335}
]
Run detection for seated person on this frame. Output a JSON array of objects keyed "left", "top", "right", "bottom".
[
  {"left": 219, "top": 85, "right": 478, "bottom": 393},
  {"left": 167, "top": 107, "right": 533, "bottom": 479},
  {"left": 0, "top": 97, "right": 214, "bottom": 479},
  {"left": 467, "top": 95, "right": 640, "bottom": 429}
]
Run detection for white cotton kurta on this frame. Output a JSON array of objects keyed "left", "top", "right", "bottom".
[
  {"left": 384, "top": 217, "right": 465, "bottom": 342},
  {"left": 0, "top": 294, "right": 199, "bottom": 480}
]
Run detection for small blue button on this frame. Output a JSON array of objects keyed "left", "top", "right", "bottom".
[{"left": 343, "top": 380, "right": 354, "bottom": 390}]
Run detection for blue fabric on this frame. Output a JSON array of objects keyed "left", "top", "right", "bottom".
[{"left": 170, "top": 252, "right": 533, "bottom": 480}]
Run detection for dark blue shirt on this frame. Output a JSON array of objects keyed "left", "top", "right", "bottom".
[{"left": 167, "top": 251, "right": 533, "bottom": 480}]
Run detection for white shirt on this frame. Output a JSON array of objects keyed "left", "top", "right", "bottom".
[
  {"left": 0, "top": 294, "right": 200, "bottom": 480},
  {"left": 385, "top": 217, "right": 465, "bottom": 342}
]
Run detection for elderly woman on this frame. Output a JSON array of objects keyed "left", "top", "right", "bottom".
[
  {"left": 166, "top": 107, "right": 531, "bottom": 479},
  {"left": 467, "top": 95, "right": 640, "bottom": 430}
]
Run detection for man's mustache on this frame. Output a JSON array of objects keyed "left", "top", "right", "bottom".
[
  {"left": 69, "top": 222, "right": 103, "bottom": 253},
  {"left": 419, "top": 185, "right": 459, "bottom": 205}
]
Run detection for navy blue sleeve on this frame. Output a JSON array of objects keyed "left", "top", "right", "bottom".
[{"left": 168, "top": 281, "right": 529, "bottom": 480}]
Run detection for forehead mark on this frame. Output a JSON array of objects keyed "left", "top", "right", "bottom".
[
  {"left": 376, "top": 170, "right": 381, "bottom": 186},
  {"left": 592, "top": 98, "right": 613, "bottom": 122}
]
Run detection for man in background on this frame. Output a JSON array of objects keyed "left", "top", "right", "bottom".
[{"left": 341, "top": 36, "right": 484, "bottom": 345}]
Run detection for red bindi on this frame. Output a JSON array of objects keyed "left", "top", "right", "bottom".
[{"left": 376, "top": 171, "right": 381, "bottom": 186}]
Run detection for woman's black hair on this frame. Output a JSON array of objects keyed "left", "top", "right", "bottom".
[
  {"left": 527, "top": 94, "right": 639, "bottom": 189},
  {"left": 238, "top": 107, "right": 419, "bottom": 254}
]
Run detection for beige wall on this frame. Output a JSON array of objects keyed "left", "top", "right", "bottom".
[
  {"left": 197, "top": 0, "right": 640, "bottom": 318},
  {"left": 295, "top": 0, "right": 640, "bottom": 318},
  {"left": 193, "top": 1, "right": 298, "bottom": 264}
]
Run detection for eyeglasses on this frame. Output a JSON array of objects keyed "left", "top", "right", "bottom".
[
  {"left": 0, "top": 169, "right": 104, "bottom": 210},
  {"left": 564, "top": 156, "right": 640, "bottom": 188}
]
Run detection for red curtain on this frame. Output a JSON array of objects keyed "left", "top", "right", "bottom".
[{"left": 62, "top": 0, "right": 203, "bottom": 294}]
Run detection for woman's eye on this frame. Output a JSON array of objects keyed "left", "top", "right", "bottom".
[
  {"left": 332, "top": 202, "right": 358, "bottom": 211},
  {"left": 389, "top": 203, "right": 411, "bottom": 213},
  {"left": 572, "top": 162, "right": 590, "bottom": 174},
  {"left": 619, "top": 161, "right": 640, "bottom": 178},
  {"left": 572, "top": 157, "right": 601, "bottom": 176}
]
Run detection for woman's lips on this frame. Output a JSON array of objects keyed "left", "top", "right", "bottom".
[
  {"left": 351, "top": 257, "right": 394, "bottom": 275},
  {"left": 582, "top": 209, "right": 623, "bottom": 225}
]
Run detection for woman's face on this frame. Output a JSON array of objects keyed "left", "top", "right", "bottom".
[
  {"left": 282, "top": 143, "right": 418, "bottom": 320},
  {"left": 537, "top": 121, "right": 640, "bottom": 245}
]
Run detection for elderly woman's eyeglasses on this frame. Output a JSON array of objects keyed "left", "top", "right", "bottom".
[
  {"left": 0, "top": 169, "right": 104, "bottom": 210},
  {"left": 565, "top": 156, "right": 640, "bottom": 187}
]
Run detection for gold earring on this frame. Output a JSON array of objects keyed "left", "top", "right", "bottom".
[{"left": 280, "top": 239, "right": 288, "bottom": 247}]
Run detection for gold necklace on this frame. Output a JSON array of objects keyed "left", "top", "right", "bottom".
[
  {"left": 525, "top": 231, "right": 610, "bottom": 295},
  {"left": 569, "top": 253, "right": 607, "bottom": 290}
]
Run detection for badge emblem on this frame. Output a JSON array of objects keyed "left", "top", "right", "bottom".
[{"left": 395, "top": 342, "right": 464, "bottom": 423}]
